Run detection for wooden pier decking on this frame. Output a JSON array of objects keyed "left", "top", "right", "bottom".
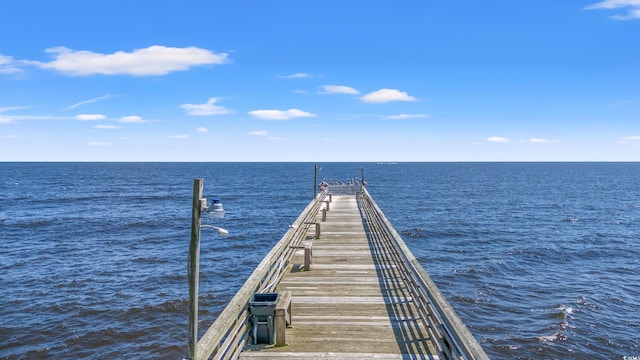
[
  {"left": 190, "top": 182, "right": 488, "bottom": 360},
  {"left": 241, "top": 194, "right": 437, "bottom": 359}
]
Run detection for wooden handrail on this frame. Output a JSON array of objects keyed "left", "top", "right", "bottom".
[
  {"left": 196, "top": 191, "right": 327, "bottom": 360},
  {"left": 359, "top": 187, "right": 489, "bottom": 360}
]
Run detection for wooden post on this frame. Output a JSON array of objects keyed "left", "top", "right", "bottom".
[
  {"left": 188, "top": 178, "right": 204, "bottom": 360},
  {"left": 313, "top": 164, "right": 318, "bottom": 199},
  {"left": 275, "top": 291, "right": 292, "bottom": 347},
  {"left": 304, "top": 242, "right": 313, "bottom": 270}
]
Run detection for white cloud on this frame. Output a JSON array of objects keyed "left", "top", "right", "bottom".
[
  {"left": 585, "top": 0, "right": 640, "bottom": 19},
  {"left": 487, "top": 136, "right": 509, "bottom": 143},
  {"left": 528, "top": 138, "right": 551, "bottom": 143},
  {"left": 0, "top": 106, "right": 30, "bottom": 113},
  {"left": 293, "top": 89, "right": 308, "bottom": 94},
  {"left": 620, "top": 135, "right": 640, "bottom": 145},
  {"left": 0, "top": 116, "right": 14, "bottom": 124},
  {"left": 170, "top": 135, "right": 189, "bottom": 139},
  {"left": 94, "top": 125, "right": 119, "bottom": 129},
  {"left": 266, "top": 136, "right": 288, "bottom": 141},
  {"left": 36, "top": 45, "right": 228, "bottom": 76},
  {"left": 249, "top": 130, "right": 269, "bottom": 136},
  {"left": 0, "top": 54, "right": 23, "bottom": 74},
  {"left": 180, "top": 97, "right": 233, "bottom": 116},
  {"left": 63, "top": 95, "right": 112, "bottom": 110},
  {"left": 384, "top": 114, "right": 428, "bottom": 120},
  {"left": 119, "top": 115, "right": 146, "bottom": 123},
  {"left": 360, "top": 88, "right": 417, "bottom": 103},
  {"left": 88, "top": 141, "right": 108, "bottom": 146},
  {"left": 622, "top": 135, "right": 640, "bottom": 141},
  {"left": 249, "top": 109, "right": 316, "bottom": 120},
  {"left": 196, "top": 127, "right": 208, "bottom": 132},
  {"left": 278, "top": 73, "right": 311, "bottom": 79},
  {"left": 319, "top": 85, "right": 360, "bottom": 95},
  {"left": 6, "top": 115, "right": 70, "bottom": 121},
  {"left": 76, "top": 114, "right": 106, "bottom": 121}
]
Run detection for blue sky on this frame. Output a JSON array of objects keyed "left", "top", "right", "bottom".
[{"left": 1, "top": 1, "right": 639, "bottom": 161}]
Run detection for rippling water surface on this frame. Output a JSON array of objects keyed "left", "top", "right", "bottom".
[{"left": 1, "top": 162, "right": 639, "bottom": 359}]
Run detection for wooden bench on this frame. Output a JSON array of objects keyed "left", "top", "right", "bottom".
[
  {"left": 274, "top": 291, "right": 292, "bottom": 347},
  {"left": 290, "top": 241, "right": 312, "bottom": 271}
]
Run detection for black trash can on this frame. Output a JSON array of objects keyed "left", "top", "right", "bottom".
[{"left": 249, "top": 293, "right": 280, "bottom": 344}]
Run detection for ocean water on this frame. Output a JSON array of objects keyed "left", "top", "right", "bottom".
[{"left": 1, "top": 162, "right": 638, "bottom": 359}]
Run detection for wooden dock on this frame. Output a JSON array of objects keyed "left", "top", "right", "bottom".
[
  {"left": 189, "top": 182, "right": 488, "bottom": 360},
  {"left": 242, "top": 193, "right": 436, "bottom": 358}
]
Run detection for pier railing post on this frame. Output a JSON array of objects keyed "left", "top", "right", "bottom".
[
  {"left": 314, "top": 164, "right": 318, "bottom": 199},
  {"left": 188, "top": 178, "right": 204, "bottom": 360}
]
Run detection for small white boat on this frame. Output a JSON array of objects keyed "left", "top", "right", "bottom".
[{"left": 209, "top": 198, "right": 225, "bottom": 214}]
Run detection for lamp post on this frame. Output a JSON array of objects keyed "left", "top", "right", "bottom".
[{"left": 187, "top": 178, "right": 228, "bottom": 360}]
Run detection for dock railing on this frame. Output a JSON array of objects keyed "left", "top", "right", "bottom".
[
  {"left": 358, "top": 187, "right": 489, "bottom": 360},
  {"left": 326, "top": 181, "right": 361, "bottom": 195},
  {"left": 195, "top": 191, "right": 328, "bottom": 360}
]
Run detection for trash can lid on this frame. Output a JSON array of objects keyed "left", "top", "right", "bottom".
[{"left": 250, "top": 293, "right": 279, "bottom": 303}]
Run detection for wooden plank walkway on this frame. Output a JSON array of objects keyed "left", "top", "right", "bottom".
[{"left": 240, "top": 195, "right": 441, "bottom": 359}]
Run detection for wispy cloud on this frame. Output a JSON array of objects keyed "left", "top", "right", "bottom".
[
  {"left": 63, "top": 95, "right": 112, "bottom": 110},
  {"left": 0, "top": 106, "right": 30, "bottom": 113},
  {"left": 318, "top": 85, "right": 360, "bottom": 95},
  {"left": 266, "top": 137, "right": 288, "bottom": 141},
  {"left": 487, "top": 136, "right": 509, "bottom": 143},
  {"left": 249, "top": 130, "right": 269, "bottom": 136},
  {"left": 180, "top": 97, "right": 233, "bottom": 116},
  {"left": 384, "top": 114, "right": 428, "bottom": 120},
  {"left": 76, "top": 114, "right": 106, "bottom": 121},
  {"left": 34, "top": 45, "right": 228, "bottom": 76},
  {"left": 249, "top": 109, "right": 316, "bottom": 120},
  {"left": 119, "top": 115, "right": 146, "bottom": 123},
  {"left": 278, "top": 73, "right": 311, "bottom": 79},
  {"left": 585, "top": 0, "right": 640, "bottom": 19},
  {"left": 360, "top": 88, "right": 417, "bottom": 103},
  {"left": 6, "top": 115, "right": 71, "bottom": 121},
  {"left": 0, "top": 116, "right": 14, "bottom": 124},
  {"left": 88, "top": 141, "right": 108, "bottom": 146},
  {"left": 94, "top": 124, "right": 119, "bottom": 129},
  {"left": 196, "top": 127, "right": 208, "bottom": 133},
  {"left": 0, "top": 54, "right": 24, "bottom": 74},
  {"left": 620, "top": 135, "right": 640, "bottom": 146},
  {"left": 170, "top": 134, "right": 189, "bottom": 139},
  {"left": 528, "top": 138, "right": 552, "bottom": 143}
]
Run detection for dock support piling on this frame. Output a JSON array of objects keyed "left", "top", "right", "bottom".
[{"left": 187, "top": 178, "right": 204, "bottom": 360}]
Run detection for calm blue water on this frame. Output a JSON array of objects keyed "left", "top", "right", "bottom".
[{"left": 1, "top": 162, "right": 639, "bottom": 359}]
